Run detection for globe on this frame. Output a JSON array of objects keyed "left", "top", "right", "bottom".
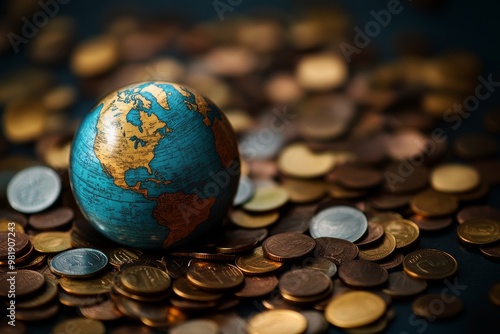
[{"left": 69, "top": 81, "right": 240, "bottom": 250}]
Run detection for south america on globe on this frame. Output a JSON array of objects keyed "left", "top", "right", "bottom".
[{"left": 69, "top": 81, "right": 240, "bottom": 250}]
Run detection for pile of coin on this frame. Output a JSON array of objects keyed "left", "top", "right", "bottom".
[{"left": 1, "top": 1, "right": 500, "bottom": 333}]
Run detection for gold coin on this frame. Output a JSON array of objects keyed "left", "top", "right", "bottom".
[
  {"left": 31, "top": 231, "right": 72, "bottom": 253},
  {"left": 170, "top": 319, "right": 220, "bottom": 334},
  {"left": 3, "top": 98, "right": 48, "bottom": 143},
  {"left": 107, "top": 248, "right": 142, "bottom": 268},
  {"left": 59, "top": 271, "right": 115, "bottom": 295},
  {"left": 229, "top": 209, "right": 279, "bottom": 229},
  {"left": 71, "top": 35, "right": 120, "bottom": 78},
  {"left": 120, "top": 266, "right": 171, "bottom": 294},
  {"left": 359, "top": 233, "right": 396, "bottom": 261},
  {"left": 172, "top": 277, "right": 223, "bottom": 302},
  {"left": 187, "top": 261, "right": 244, "bottom": 290},
  {"left": 52, "top": 318, "right": 105, "bottom": 334},
  {"left": 378, "top": 219, "right": 419, "bottom": 249},
  {"left": 281, "top": 177, "right": 326, "bottom": 203},
  {"left": 489, "top": 282, "right": 500, "bottom": 306},
  {"left": 403, "top": 248, "right": 458, "bottom": 280},
  {"left": 242, "top": 186, "right": 289, "bottom": 212},
  {"left": 344, "top": 316, "right": 389, "bottom": 334},
  {"left": 430, "top": 163, "right": 480, "bottom": 193},
  {"left": 296, "top": 53, "right": 348, "bottom": 91},
  {"left": 325, "top": 291, "right": 386, "bottom": 329},
  {"left": 457, "top": 219, "right": 500, "bottom": 245},
  {"left": 278, "top": 143, "right": 336, "bottom": 178},
  {"left": 247, "top": 309, "right": 307, "bottom": 334},
  {"left": 235, "top": 247, "right": 284, "bottom": 275},
  {"left": 411, "top": 190, "right": 458, "bottom": 217},
  {"left": 0, "top": 219, "right": 24, "bottom": 233}
]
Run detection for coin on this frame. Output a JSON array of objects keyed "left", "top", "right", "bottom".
[
  {"left": 216, "top": 228, "right": 267, "bottom": 254},
  {"left": 52, "top": 318, "right": 105, "bottom": 334},
  {"left": 242, "top": 185, "right": 289, "bottom": 212},
  {"left": 262, "top": 232, "right": 316, "bottom": 262},
  {"left": 278, "top": 143, "right": 336, "bottom": 178},
  {"left": 369, "top": 192, "right": 411, "bottom": 211},
  {"left": 376, "top": 252, "right": 405, "bottom": 271},
  {"left": 0, "top": 231, "right": 30, "bottom": 259},
  {"left": 170, "top": 319, "right": 220, "bottom": 334},
  {"left": 16, "top": 301, "right": 59, "bottom": 321},
  {"left": 31, "top": 231, "right": 72, "bottom": 253},
  {"left": 489, "top": 282, "right": 500, "bottom": 306},
  {"left": 247, "top": 309, "right": 307, "bottom": 334},
  {"left": 279, "top": 269, "right": 331, "bottom": 298},
  {"left": 457, "top": 218, "right": 500, "bottom": 245},
  {"left": 412, "top": 294, "right": 463, "bottom": 319},
  {"left": 3, "top": 98, "right": 48, "bottom": 143},
  {"left": 280, "top": 280, "right": 333, "bottom": 304},
  {"left": 17, "top": 279, "right": 58, "bottom": 308},
  {"left": 269, "top": 204, "right": 314, "bottom": 235},
  {"left": 411, "top": 190, "right": 459, "bottom": 217},
  {"left": 456, "top": 205, "right": 500, "bottom": 224},
  {"left": 120, "top": 266, "right": 171, "bottom": 294},
  {"left": 164, "top": 257, "right": 191, "bottom": 279},
  {"left": 50, "top": 248, "right": 108, "bottom": 278},
  {"left": 383, "top": 164, "right": 430, "bottom": 194},
  {"left": 229, "top": 209, "right": 279, "bottom": 229},
  {"left": 310, "top": 206, "right": 367, "bottom": 242},
  {"left": 281, "top": 177, "right": 326, "bottom": 203},
  {"left": 382, "top": 271, "right": 427, "bottom": 298},
  {"left": 235, "top": 275, "right": 279, "bottom": 298},
  {"left": 28, "top": 207, "right": 74, "bottom": 230},
  {"left": 107, "top": 248, "right": 143, "bottom": 268},
  {"left": 71, "top": 35, "right": 120, "bottom": 77},
  {"left": 172, "top": 277, "right": 223, "bottom": 301},
  {"left": 79, "top": 299, "right": 123, "bottom": 321},
  {"left": 404, "top": 248, "right": 458, "bottom": 280},
  {"left": 59, "top": 271, "right": 115, "bottom": 295},
  {"left": 112, "top": 272, "right": 169, "bottom": 302},
  {"left": 338, "top": 260, "right": 389, "bottom": 288},
  {"left": 301, "top": 310, "right": 329, "bottom": 334},
  {"left": 7, "top": 166, "right": 61, "bottom": 214},
  {"left": 235, "top": 246, "right": 283, "bottom": 275},
  {"left": 377, "top": 219, "right": 419, "bottom": 249},
  {"left": 329, "top": 165, "right": 383, "bottom": 190},
  {"left": 410, "top": 215, "right": 453, "bottom": 231},
  {"left": 300, "top": 257, "right": 338, "bottom": 277},
  {"left": 358, "top": 232, "right": 396, "bottom": 261},
  {"left": 479, "top": 243, "right": 500, "bottom": 259},
  {"left": 187, "top": 261, "right": 244, "bottom": 290},
  {"left": 430, "top": 163, "right": 480, "bottom": 193},
  {"left": 0, "top": 219, "right": 24, "bottom": 233},
  {"left": 326, "top": 182, "right": 367, "bottom": 199},
  {"left": 314, "top": 237, "right": 359, "bottom": 265},
  {"left": 233, "top": 175, "right": 255, "bottom": 206},
  {"left": 0, "top": 270, "right": 45, "bottom": 297},
  {"left": 355, "top": 222, "right": 385, "bottom": 247},
  {"left": 325, "top": 291, "right": 386, "bottom": 328}
]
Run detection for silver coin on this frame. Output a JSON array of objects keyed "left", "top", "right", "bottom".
[
  {"left": 7, "top": 166, "right": 61, "bottom": 214},
  {"left": 50, "top": 248, "right": 108, "bottom": 278},
  {"left": 233, "top": 175, "right": 255, "bottom": 206},
  {"left": 300, "top": 310, "right": 329, "bottom": 334},
  {"left": 309, "top": 205, "right": 367, "bottom": 242}
]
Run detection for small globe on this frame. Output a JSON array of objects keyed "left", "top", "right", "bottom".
[{"left": 70, "top": 82, "right": 240, "bottom": 249}]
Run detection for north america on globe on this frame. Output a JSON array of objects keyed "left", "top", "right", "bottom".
[{"left": 70, "top": 82, "right": 240, "bottom": 249}]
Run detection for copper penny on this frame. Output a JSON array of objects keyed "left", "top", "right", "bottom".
[
  {"left": 279, "top": 269, "right": 331, "bottom": 298},
  {"left": 411, "top": 190, "right": 459, "bottom": 217},
  {"left": 410, "top": 215, "right": 453, "bottom": 231},
  {"left": 329, "top": 164, "right": 383, "bottom": 190},
  {"left": 456, "top": 205, "right": 500, "bottom": 224},
  {"left": 0, "top": 270, "right": 45, "bottom": 297},
  {"left": 479, "top": 242, "right": 500, "bottom": 260},
  {"left": 383, "top": 164, "right": 429, "bottom": 194},
  {"left": 215, "top": 228, "right": 266, "bottom": 254},
  {"left": 314, "top": 237, "right": 359, "bottom": 265},
  {"left": 262, "top": 232, "right": 316, "bottom": 262},
  {"left": 0, "top": 231, "right": 30, "bottom": 260},
  {"left": 355, "top": 222, "right": 385, "bottom": 247},
  {"left": 338, "top": 260, "right": 389, "bottom": 288},
  {"left": 382, "top": 271, "right": 427, "bottom": 298},
  {"left": 404, "top": 249, "right": 458, "bottom": 280},
  {"left": 369, "top": 193, "right": 411, "bottom": 211},
  {"left": 0, "top": 210, "right": 28, "bottom": 227},
  {"left": 16, "top": 301, "right": 59, "bottom": 321},
  {"left": 412, "top": 294, "right": 463, "bottom": 319},
  {"left": 376, "top": 252, "right": 404, "bottom": 271},
  {"left": 29, "top": 207, "right": 74, "bottom": 230},
  {"left": 235, "top": 275, "right": 279, "bottom": 298},
  {"left": 79, "top": 299, "right": 123, "bottom": 321}
]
